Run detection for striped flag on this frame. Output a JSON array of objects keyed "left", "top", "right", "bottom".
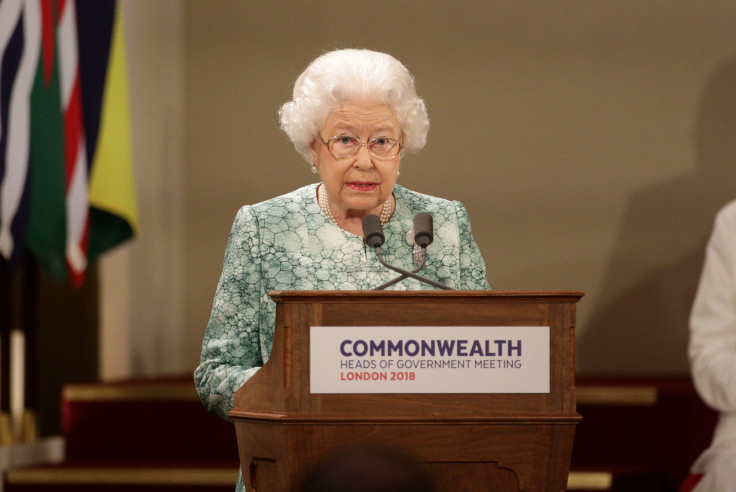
[
  {"left": 0, "top": 0, "right": 138, "bottom": 286},
  {"left": 0, "top": 0, "right": 41, "bottom": 269}
]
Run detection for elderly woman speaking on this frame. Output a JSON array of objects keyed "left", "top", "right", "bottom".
[{"left": 195, "top": 48, "right": 489, "bottom": 491}]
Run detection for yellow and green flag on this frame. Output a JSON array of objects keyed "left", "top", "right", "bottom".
[{"left": 0, "top": 0, "right": 138, "bottom": 286}]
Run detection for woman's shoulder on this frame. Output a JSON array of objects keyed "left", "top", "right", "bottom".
[
  {"left": 394, "top": 184, "right": 465, "bottom": 215},
  {"left": 237, "top": 184, "right": 318, "bottom": 216},
  {"left": 715, "top": 199, "right": 736, "bottom": 224}
]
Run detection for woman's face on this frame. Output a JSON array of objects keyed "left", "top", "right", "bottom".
[{"left": 310, "top": 102, "right": 401, "bottom": 220}]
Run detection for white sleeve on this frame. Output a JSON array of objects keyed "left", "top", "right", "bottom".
[{"left": 689, "top": 203, "right": 736, "bottom": 413}]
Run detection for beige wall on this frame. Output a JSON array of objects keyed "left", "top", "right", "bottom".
[
  {"left": 103, "top": 1, "right": 736, "bottom": 379},
  {"left": 100, "top": 0, "right": 185, "bottom": 379}
]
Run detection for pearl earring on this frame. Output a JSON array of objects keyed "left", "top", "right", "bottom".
[{"left": 311, "top": 164, "right": 317, "bottom": 174}]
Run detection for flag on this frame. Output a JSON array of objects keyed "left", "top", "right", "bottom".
[
  {"left": 79, "top": 0, "right": 138, "bottom": 265},
  {"left": 0, "top": 0, "right": 138, "bottom": 286},
  {"left": 0, "top": 0, "right": 41, "bottom": 269},
  {"left": 27, "top": 0, "right": 67, "bottom": 279}
]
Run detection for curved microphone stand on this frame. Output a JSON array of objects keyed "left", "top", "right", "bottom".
[{"left": 372, "top": 247, "right": 453, "bottom": 290}]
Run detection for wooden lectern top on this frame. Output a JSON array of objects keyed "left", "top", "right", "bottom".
[{"left": 268, "top": 289, "right": 584, "bottom": 301}]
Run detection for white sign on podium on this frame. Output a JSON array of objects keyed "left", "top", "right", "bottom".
[{"left": 310, "top": 325, "right": 549, "bottom": 394}]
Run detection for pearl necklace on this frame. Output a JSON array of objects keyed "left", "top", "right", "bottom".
[{"left": 318, "top": 184, "right": 393, "bottom": 227}]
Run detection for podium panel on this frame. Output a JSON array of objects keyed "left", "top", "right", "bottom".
[{"left": 229, "top": 290, "right": 583, "bottom": 492}]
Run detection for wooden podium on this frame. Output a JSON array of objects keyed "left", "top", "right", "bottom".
[{"left": 229, "top": 290, "right": 583, "bottom": 492}]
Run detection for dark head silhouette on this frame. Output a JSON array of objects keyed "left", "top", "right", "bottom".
[{"left": 299, "top": 445, "right": 435, "bottom": 492}]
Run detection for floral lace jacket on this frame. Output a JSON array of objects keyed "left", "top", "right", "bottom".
[{"left": 194, "top": 183, "right": 489, "bottom": 491}]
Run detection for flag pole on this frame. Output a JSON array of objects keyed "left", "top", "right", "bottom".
[
  {"left": 22, "top": 255, "right": 39, "bottom": 441},
  {"left": 0, "top": 258, "right": 14, "bottom": 444}
]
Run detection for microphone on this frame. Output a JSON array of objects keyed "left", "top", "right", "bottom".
[
  {"left": 362, "top": 213, "right": 385, "bottom": 248},
  {"left": 361, "top": 213, "right": 452, "bottom": 291},
  {"left": 411, "top": 211, "right": 433, "bottom": 266},
  {"left": 413, "top": 212, "right": 433, "bottom": 248}
]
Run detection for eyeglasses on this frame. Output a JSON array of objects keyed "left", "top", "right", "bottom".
[{"left": 319, "top": 135, "right": 403, "bottom": 160}]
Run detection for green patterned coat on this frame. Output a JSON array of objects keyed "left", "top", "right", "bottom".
[{"left": 194, "top": 183, "right": 489, "bottom": 491}]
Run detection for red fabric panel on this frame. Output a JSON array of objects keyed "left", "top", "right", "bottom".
[
  {"left": 572, "top": 376, "right": 717, "bottom": 490},
  {"left": 61, "top": 378, "right": 239, "bottom": 461},
  {"left": 680, "top": 474, "right": 703, "bottom": 492}
]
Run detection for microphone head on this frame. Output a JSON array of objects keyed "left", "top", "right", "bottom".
[
  {"left": 413, "top": 212, "right": 433, "bottom": 248},
  {"left": 362, "top": 214, "right": 385, "bottom": 248}
]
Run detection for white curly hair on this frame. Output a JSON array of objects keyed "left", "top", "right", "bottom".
[{"left": 279, "top": 49, "right": 430, "bottom": 163}]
